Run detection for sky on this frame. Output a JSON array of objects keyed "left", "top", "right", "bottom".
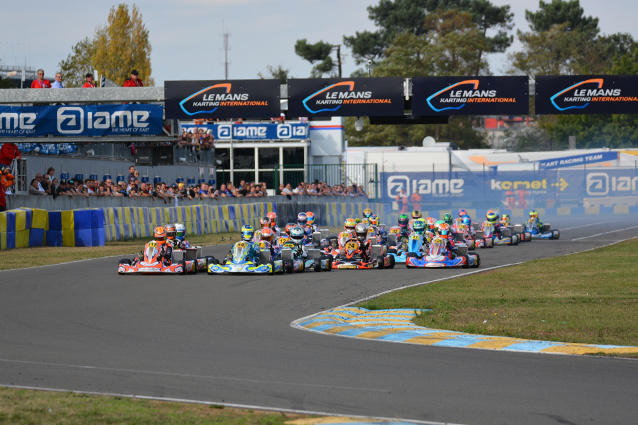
[{"left": 1, "top": 0, "right": 637, "bottom": 85}]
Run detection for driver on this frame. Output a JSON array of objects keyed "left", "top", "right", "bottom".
[
  {"left": 174, "top": 223, "right": 191, "bottom": 249},
  {"left": 306, "top": 211, "right": 318, "bottom": 233},
  {"left": 267, "top": 212, "right": 281, "bottom": 237},
  {"left": 529, "top": 210, "right": 544, "bottom": 232},
  {"left": 435, "top": 222, "right": 456, "bottom": 258},
  {"left": 354, "top": 222, "right": 371, "bottom": 262},
  {"left": 154, "top": 226, "right": 172, "bottom": 265},
  {"left": 484, "top": 210, "right": 503, "bottom": 238},
  {"left": 289, "top": 225, "right": 307, "bottom": 257}
]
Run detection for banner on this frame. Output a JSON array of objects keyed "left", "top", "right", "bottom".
[
  {"left": 538, "top": 151, "right": 618, "bottom": 169},
  {"left": 165, "top": 80, "right": 280, "bottom": 119},
  {"left": 181, "top": 122, "right": 309, "bottom": 140},
  {"left": 0, "top": 105, "right": 164, "bottom": 137},
  {"left": 15, "top": 143, "right": 77, "bottom": 155},
  {"left": 287, "top": 78, "right": 405, "bottom": 118},
  {"left": 412, "top": 76, "right": 529, "bottom": 115},
  {"left": 536, "top": 75, "right": 638, "bottom": 114}
]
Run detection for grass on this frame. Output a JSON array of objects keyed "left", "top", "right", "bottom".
[
  {"left": 359, "top": 238, "right": 638, "bottom": 356},
  {"left": 0, "top": 387, "right": 308, "bottom": 425}
]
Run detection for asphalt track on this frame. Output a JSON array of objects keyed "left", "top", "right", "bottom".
[{"left": 1, "top": 214, "right": 638, "bottom": 425}]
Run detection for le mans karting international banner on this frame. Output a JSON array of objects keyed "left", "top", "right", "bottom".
[
  {"left": 0, "top": 105, "right": 164, "bottom": 137},
  {"left": 412, "top": 76, "right": 529, "bottom": 116},
  {"left": 165, "top": 79, "right": 280, "bottom": 120},
  {"left": 287, "top": 78, "right": 405, "bottom": 118},
  {"left": 535, "top": 75, "right": 638, "bottom": 114}
]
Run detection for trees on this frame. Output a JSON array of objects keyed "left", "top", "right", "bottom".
[
  {"left": 59, "top": 4, "right": 153, "bottom": 87},
  {"left": 294, "top": 39, "right": 341, "bottom": 77}
]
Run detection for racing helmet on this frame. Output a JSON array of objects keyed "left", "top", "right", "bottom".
[
  {"left": 361, "top": 218, "right": 369, "bottom": 226},
  {"left": 267, "top": 211, "right": 277, "bottom": 226},
  {"left": 434, "top": 220, "right": 445, "bottom": 233},
  {"left": 369, "top": 214, "right": 379, "bottom": 227},
  {"left": 398, "top": 214, "right": 409, "bottom": 228},
  {"left": 461, "top": 216, "right": 472, "bottom": 227},
  {"left": 154, "top": 226, "right": 166, "bottom": 243},
  {"left": 355, "top": 223, "right": 368, "bottom": 241},
  {"left": 306, "top": 211, "right": 315, "bottom": 225},
  {"left": 344, "top": 218, "right": 356, "bottom": 231},
  {"left": 529, "top": 210, "right": 539, "bottom": 219},
  {"left": 458, "top": 208, "right": 467, "bottom": 218},
  {"left": 166, "top": 224, "right": 177, "bottom": 240},
  {"left": 443, "top": 213, "right": 453, "bottom": 225},
  {"left": 285, "top": 223, "right": 295, "bottom": 235},
  {"left": 501, "top": 213, "right": 510, "bottom": 224},
  {"left": 260, "top": 227, "right": 274, "bottom": 243},
  {"left": 175, "top": 223, "right": 186, "bottom": 241},
  {"left": 363, "top": 208, "right": 373, "bottom": 219},
  {"left": 290, "top": 225, "right": 305, "bottom": 241},
  {"left": 412, "top": 210, "right": 422, "bottom": 220},
  {"left": 260, "top": 216, "right": 270, "bottom": 228},
  {"left": 486, "top": 210, "right": 499, "bottom": 223},
  {"left": 437, "top": 222, "right": 451, "bottom": 239},
  {"left": 241, "top": 224, "right": 254, "bottom": 242},
  {"left": 297, "top": 212, "right": 308, "bottom": 226},
  {"left": 426, "top": 217, "right": 436, "bottom": 230},
  {"left": 412, "top": 218, "right": 426, "bottom": 235}
]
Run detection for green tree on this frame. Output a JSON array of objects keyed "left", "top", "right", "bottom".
[
  {"left": 525, "top": 0, "right": 598, "bottom": 35},
  {"left": 294, "top": 39, "right": 340, "bottom": 77},
  {"left": 58, "top": 3, "right": 153, "bottom": 87},
  {"left": 258, "top": 65, "right": 291, "bottom": 84}
]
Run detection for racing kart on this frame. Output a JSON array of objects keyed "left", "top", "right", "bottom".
[
  {"left": 280, "top": 241, "right": 332, "bottom": 272},
  {"left": 388, "top": 232, "right": 427, "bottom": 264},
  {"left": 405, "top": 237, "right": 480, "bottom": 268},
  {"left": 171, "top": 245, "right": 209, "bottom": 272},
  {"left": 330, "top": 239, "right": 395, "bottom": 270},
  {"left": 207, "top": 240, "right": 284, "bottom": 274},
  {"left": 118, "top": 241, "right": 197, "bottom": 274},
  {"left": 453, "top": 223, "right": 493, "bottom": 249},
  {"left": 477, "top": 222, "right": 520, "bottom": 246},
  {"left": 523, "top": 217, "right": 560, "bottom": 239}
]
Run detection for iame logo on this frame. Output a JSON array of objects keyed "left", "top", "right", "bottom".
[
  {"left": 217, "top": 124, "right": 232, "bottom": 139},
  {"left": 302, "top": 81, "right": 374, "bottom": 114},
  {"left": 0, "top": 112, "right": 37, "bottom": 132},
  {"left": 586, "top": 173, "right": 638, "bottom": 196},
  {"left": 57, "top": 107, "right": 150, "bottom": 134},
  {"left": 276, "top": 124, "right": 307, "bottom": 139},
  {"left": 387, "top": 175, "right": 464, "bottom": 198}
]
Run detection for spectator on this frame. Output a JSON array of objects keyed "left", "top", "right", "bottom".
[
  {"left": 50, "top": 178, "right": 60, "bottom": 198},
  {"left": 29, "top": 179, "right": 46, "bottom": 195},
  {"left": 56, "top": 180, "right": 73, "bottom": 197},
  {"left": 34, "top": 173, "right": 46, "bottom": 192},
  {"left": 31, "top": 69, "right": 51, "bottom": 88},
  {"left": 45, "top": 167, "right": 55, "bottom": 181},
  {"left": 0, "top": 168, "right": 15, "bottom": 211},
  {"left": 127, "top": 165, "right": 136, "bottom": 183},
  {"left": 396, "top": 188, "right": 409, "bottom": 213},
  {"left": 0, "top": 142, "right": 21, "bottom": 168},
  {"left": 51, "top": 72, "right": 64, "bottom": 88},
  {"left": 82, "top": 73, "right": 96, "bottom": 88},
  {"left": 410, "top": 189, "right": 421, "bottom": 211},
  {"left": 260, "top": 181, "right": 268, "bottom": 196},
  {"left": 42, "top": 175, "right": 52, "bottom": 195},
  {"left": 123, "top": 69, "right": 144, "bottom": 87}
]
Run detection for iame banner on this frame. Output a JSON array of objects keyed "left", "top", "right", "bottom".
[
  {"left": 535, "top": 75, "right": 638, "bottom": 114},
  {"left": 165, "top": 80, "right": 280, "bottom": 119},
  {"left": 412, "top": 76, "right": 529, "bottom": 115},
  {"left": 0, "top": 105, "right": 164, "bottom": 137},
  {"left": 180, "top": 122, "right": 309, "bottom": 140},
  {"left": 287, "top": 78, "right": 405, "bottom": 118}
]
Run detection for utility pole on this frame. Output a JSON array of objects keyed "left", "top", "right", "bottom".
[{"left": 222, "top": 24, "right": 231, "bottom": 80}]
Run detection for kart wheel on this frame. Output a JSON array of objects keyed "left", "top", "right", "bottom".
[
  {"left": 192, "top": 261, "right": 198, "bottom": 274},
  {"left": 325, "top": 257, "right": 332, "bottom": 271},
  {"left": 284, "top": 259, "right": 294, "bottom": 274},
  {"left": 405, "top": 252, "right": 418, "bottom": 258},
  {"left": 388, "top": 255, "right": 395, "bottom": 269},
  {"left": 552, "top": 230, "right": 560, "bottom": 239},
  {"left": 462, "top": 255, "right": 470, "bottom": 269},
  {"left": 485, "top": 238, "right": 494, "bottom": 248},
  {"left": 180, "top": 260, "right": 187, "bottom": 275},
  {"left": 118, "top": 259, "right": 131, "bottom": 266},
  {"left": 377, "top": 255, "right": 385, "bottom": 269},
  {"left": 314, "top": 258, "right": 322, "bottom": 272},
  {"left": 525, "top": 232, "right": 532, "bottom": 241},
  {"left": 388, "top": 248, "right": 397, "bottom": 255},
  {"left": 512, "top": 235, "right": 519, "bottom": 245},
  {"left": 474, "top": 254, "right": 481, "bottom": 268},
  {"left": 269, "top": 261, "right": 275, "bottom": 275}
]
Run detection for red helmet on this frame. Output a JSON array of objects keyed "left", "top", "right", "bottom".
[
  {"left": 260, "top": 227, "right": 273, "bottom": 243},
  {"left": 260, "top": 216, "right": 270, "bottom": 228},
  {"left": 267, "top": 212, "right": 277, "bottom": 226}
]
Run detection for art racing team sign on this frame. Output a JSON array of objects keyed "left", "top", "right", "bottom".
[
  {"left": 412, "top": 76, "right": 529, "bottom": 115},
  {"left": 0, "top": 105, "right": 163, "bottom": 137},
  {"left": 165, "top": 79, "right": 280, "bottom": 119},
  {"left": 536, "top": 75, "right": 638, "bottom": 114},
  {"left": 287, "top": 78, "right": 404, "bottom": 117}
]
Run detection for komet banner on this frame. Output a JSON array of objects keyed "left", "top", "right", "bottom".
[
  {"left": 180, "top": 122, "right": 309, "bottom": 140},
  {"left": 165, "top": 80, "right": 280, "bottom": 119},
  {"left": 412, "top": 76, "right": 529, "bottom": 115},
  {"left": 287, "top": 78, "right": 404, "bottom": 118},
  {"left": 0, "top": 105, "right": 163, "bottom": 137},
  {"left": 538, "top": 151, "right": 618, "bottom": 169},
  {"left": 536, "top": 75, "right": 638, "bottom": 114}
]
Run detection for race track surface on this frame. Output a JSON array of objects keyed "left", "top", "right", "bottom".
[{"left": 1, "top": 214, "right": 637, "bottom": 425}]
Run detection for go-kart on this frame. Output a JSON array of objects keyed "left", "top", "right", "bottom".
[
  {"left": 207, "top": 240, "right": 283, "bottom": 274},
  {"left": 280, "top": 241, "right": 332, "bottom": 272},
  {"left": 406, "top": 237, "right": 480, "bottom": 268},
  {"left": 453, "top": 223, "right": 493, "bottom": 249},
  {"left": 330, "top": 239, "right": 395, "bottom": 270},
  {"left": 388, "top": 232, "right": 427, "bottom": 264},
  {"left": 118, "top": 241, "right": 197, "bottom": 274},
  {"left": 523, "top": 217, "right": 560, "bottom": 239},
  {"left": 478, "top": 222, "right": 519, "bottom": 246},
  {"left": 171, "top": 245, "right": 209, "bottom": 272}
]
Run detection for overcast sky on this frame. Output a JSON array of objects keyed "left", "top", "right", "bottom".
[{"left": 1, "top": 0, "right": 636, "bottom": 85}]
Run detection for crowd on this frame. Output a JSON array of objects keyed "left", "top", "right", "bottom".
[
  {"left": 29, "top": 69, "right": 144, "bottom": 89},
  {"left": 276, "top": 181, "right": 367, "bottom": 197},
  {"left": 177, "top": 128, "right": 215, "bottom": 151}
]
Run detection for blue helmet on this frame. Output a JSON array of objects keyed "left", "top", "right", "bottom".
[
  {"left": 461, "top": 215, "right": 472, "bottom": 226},
  {"left": 241, "top": 224, "right": 254, "bottom": 241},
  {"left": 297, "top": 212, "right": 308, "bottom": 226}
]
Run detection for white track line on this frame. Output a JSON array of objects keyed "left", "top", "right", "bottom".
[{"left": 571, "top": 225, "right": 638, "bottom": 241}]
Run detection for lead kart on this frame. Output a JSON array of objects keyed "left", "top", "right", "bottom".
[
  {"left": 388, "top": 231, "right": 427, "bottom": 264},
  {"left": 207, "top": 240, "right": 284, "bottom": 274},
  {"left": 523, "top": 217, "right": 560, "bottom": 239},
  {"left": 406, "top": 237, "right": 480, "bottom": 268},
  {"left": 330, "top": 239, "right": 395, "bottom": 270},
  {"left": 118, "top": 241, "right": 197, "bottom": 274},
  {"left": 477, "top": 222, "right": 520, "bottom": 246}
]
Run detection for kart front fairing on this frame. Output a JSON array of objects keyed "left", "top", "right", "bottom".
[
  {"left": 118, "top": 241, "right": 194, "bottom": 274},
  {"left": 405, "top": 238, "right": 467, "bottom": 268}
]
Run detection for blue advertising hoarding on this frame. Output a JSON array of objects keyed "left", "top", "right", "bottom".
[
  {"left": 180, "top": 122, "right": 309, "bottom": 140},
  {"left": 538, "top": 151, "right": 618, "bottom": 169},
  {"left": 0, "top": 104, "right": 164, "bottom": 137}
]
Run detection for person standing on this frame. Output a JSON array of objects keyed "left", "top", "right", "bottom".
[
  {"left": 51, "top": 72, "right": 64, "bottom": 88},
  {"left": 82, "top": 73, "right": 96, "bottom": 88},
  {"left": 30, "top": 69, "right": 51, "bottom": 88},
  {"left": 123, "top": 69, "right": 144, "bottom": 87},
  {"left": 0, "top": 143, "right": 21, "bottom": 169},
  {"left": 396, "top": 188, "right": 409, "bottom": 214},
  {"left": 410, "top": 190, "right": 422, "bottom": 213}
]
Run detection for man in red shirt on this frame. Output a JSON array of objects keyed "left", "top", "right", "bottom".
[
  {"left": 30, "top": 69, "right": 51, "bottom": 88},
  {"left": 123, "top": 69, "right": 143, "bottom": 87},
  {"left": 0, "top": 143, "right": 20, "bottom": 169},
  {"left": 82, "top": 73, "right": 96, "bottom": 88}
]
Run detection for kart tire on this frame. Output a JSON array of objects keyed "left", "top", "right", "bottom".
[
  {"left": 525, "top": 232, "right": 532, "bottom": 241},
  {"left": 284, "top": 259, "right": 294, "bottom": 274},
  {"left": 474, "top": 254, "right": 481, "bottom": 268},
  {"left": 388, "top": 255, "right": 395, "bottom": 269},
  {"left": 325, "top": 257, "right": 332, "bottom": 271},
  {"left": 512, "top": 235, "right": 519, "bottom": 245},
  {"left": 405, "top": 252, "right": 418, "bottom": 258},
  {"left": 388, "top": 248, "right": 397, "bottom": 255},
  {"left": 269, "top": 261, "right": 275, "bottom": 275},
  {"left": 462, "top": 255, "right": 470, "bottom": 269},
  {"left": 485, "top": 238, "right": 494, "bottom": 248},
  {"left": 314, "top": 258, "right": 322, "bottom": 272},
  {"left": 377, "top": 255, "right": 385, "bottom": 270},
  {"left": 118, "top": 259, "right": 131, "bottom": 266},
  {"left": 206, "top": 257, "right": 213, "bottom": 274},
  {"left": 552, "top": 230, "right": 560, "bottom": 239},
  {"left": 192, "top": 260, "right": 198, "bottom": 274},
  {"left": 180, "top": 260, "right": 187, "bottom": 275}
]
